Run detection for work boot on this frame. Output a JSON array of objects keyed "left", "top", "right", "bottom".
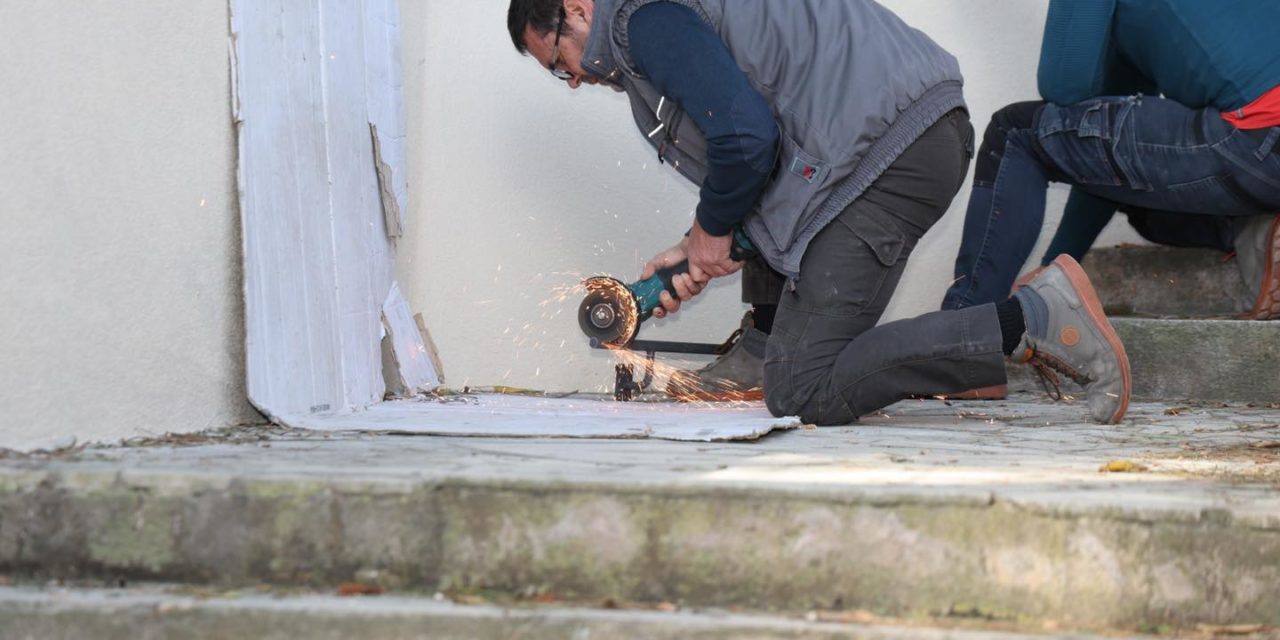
[
  {"left": 1235, "top": 215, "right": 1280, "bottom": 320},
  {"left": 1011, "top": 254, "right": 1131, "bottom": 424},
  {"left": 666, "top": 311, "right": 766, "bottom": 401},
  {"left": 942, "top": 385, "right": 1008, "bottom": 400}
]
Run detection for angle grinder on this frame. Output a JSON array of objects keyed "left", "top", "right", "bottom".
[{"left": 578, "top": 226, "right": 757, "bottom": 348}]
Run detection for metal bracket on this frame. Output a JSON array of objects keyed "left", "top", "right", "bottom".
[{"left": 591, "top": 338, "right": 723, "bottom": 401}]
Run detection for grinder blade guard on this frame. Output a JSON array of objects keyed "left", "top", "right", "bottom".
[
  {"left": 577, "top": 226, "right": 757, "bottom": 349},
  {"left": 577, "top": 276, "right": 641, "bottom": 347}
]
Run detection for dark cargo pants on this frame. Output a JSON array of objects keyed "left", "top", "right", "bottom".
[{"left": 761, "top": 111, "right": 1009, "bottom": 425}]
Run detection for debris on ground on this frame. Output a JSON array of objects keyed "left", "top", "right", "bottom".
[
  {"left": 336, "top": 582, "right": 384, "bottom": 597},
  {"left": 807, "top": 609, "right": 878, "bottom": 624},
  {"left": 1195, "top": 623, "right": 1268, "bottom": 636},
  {"left": 1100, "top": 460, "right": 1149, "bottom": 473}
]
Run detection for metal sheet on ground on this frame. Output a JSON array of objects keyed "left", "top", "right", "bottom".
[{"left": 281, "top": 395, "right": 800, "bottom": 442}]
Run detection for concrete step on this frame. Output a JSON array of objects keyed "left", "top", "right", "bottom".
[
  {"left": 1082, "top": 245, "right": 1251, "bottom": 318},
  {"left": 2, "top": 400, "right": 1279, "bottom": 633},
  {"left": 1008, "top": 317, "right": 1280, "bottom": 403},
  {"left": 0, "top": 586, "right": 1172, "bottom": 640}
]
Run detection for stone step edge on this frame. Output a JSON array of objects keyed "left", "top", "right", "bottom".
[
  {"left": 1084, "top": 245, "right": 1253, "bottom": 318},
  {"left": 0, "top": 586, "right": 1166, "bottom": 640},
  {"left": 2, "top": 468, "right": 1278, "bottom": 628},
  {"left": 1007, "top": 317, "right": 1280, "bottom": 403}
]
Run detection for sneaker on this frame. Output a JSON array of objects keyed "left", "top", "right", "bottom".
[
  {"left": 665, "top": 311, "right": 766, "bottom": 401},
  {"left": 1234, "top": 215, "right": 1280, "bottom": 320},
  {"left": 1010, "top": 265, "right": 1046, "bottom": 295},
  {"left": 1011, "top": 255, "right": 1131, "bottom": 424}
]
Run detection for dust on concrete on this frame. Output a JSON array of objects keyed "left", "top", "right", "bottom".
[{"left": 0, "top": 423, "right": 322, "bottom": 462}]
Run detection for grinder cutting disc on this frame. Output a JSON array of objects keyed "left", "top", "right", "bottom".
[{"left": 578, "top": 276, "right": 640, "bottom": 347}]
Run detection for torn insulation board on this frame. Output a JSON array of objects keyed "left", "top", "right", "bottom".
[
  {"left": 364, "top": 0, "right": 409, "bottom": 236},
  {"left": 371, "top": 123, "right": 404, "bottom": 239},
  {"left": 414, "top": 312, "right": 446, "bottom": 384},
  {"left": 282, "top": 395, "right": 799, "bottom": 442},
  {"left": 232, "top": 0, "right": 410, "bottom": 420},
  {"left": 382, "top": 282, "right": 440, "bottom": 394}
]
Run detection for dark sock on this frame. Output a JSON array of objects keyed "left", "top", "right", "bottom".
[
  {"left": 752, "top": 304, "right": 777, "bottom": 334},
  {"left": 995, "top": 298, "right": 1025, "bottom": 356}
]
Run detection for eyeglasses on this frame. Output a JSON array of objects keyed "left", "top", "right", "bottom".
[{"left": 548, "top": 7, "right": 573, "bottom": 81}]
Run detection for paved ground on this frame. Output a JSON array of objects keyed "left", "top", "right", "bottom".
[
  {"left": 5, "top": 392, "right": 1278, "bottom": 525},
  {"left": 3, "top": 392, "right": 1279, "bottom": 631},
  {"left": 0, "top": 585, "right": 1180, "bottom": 640}
]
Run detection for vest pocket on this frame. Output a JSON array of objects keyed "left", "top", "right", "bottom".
[{"left": 756, "top": 132, "right": 832, "bottom": 253}]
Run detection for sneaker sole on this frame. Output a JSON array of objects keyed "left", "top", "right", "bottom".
[
  {"left": 1052, "top": 254, "right": 1132, "bottom": 424},
  {"left": 1245, "top": 216, "right": 1280, "bottom": 321}
]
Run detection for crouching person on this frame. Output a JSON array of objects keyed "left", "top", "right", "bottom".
[
  {"left": 508, "top": 0, "right": 1131, "bottom": 423},
  {"left": 944, "top": 0, "right": 1280, "bottom": 319}
]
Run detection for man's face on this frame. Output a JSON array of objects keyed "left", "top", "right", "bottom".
[{"left": 523, "top": 0, "right": 599, "bottom": 90}]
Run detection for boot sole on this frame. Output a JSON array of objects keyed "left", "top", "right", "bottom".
[
  {"left": 667, "top": 388, "right": 765, "bottom": 402},
  {"left": 1245, "top": 216, "right": 1280, "bottom": 321},
  {"left": 1053, "top": 254, "right": 1131, "bottom": 424},
  {"left": 908, "top": 384, "right": 1008, "bottom": 401}
]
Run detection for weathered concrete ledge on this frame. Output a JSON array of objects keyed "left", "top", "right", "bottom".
[
  {"left": 1, "top": 464, "right": 1278, "bottom": 630},
  {"left": 0, "top": 587, "right": 1161, "bottom": 640},
  {"left": 1009, "top": 318, "right": 1280, "bottom": 403},
  {"left": 1084, "top": 245, "right": 1250, "bottom": 318}
]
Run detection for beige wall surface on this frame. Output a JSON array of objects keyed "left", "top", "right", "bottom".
[
  {"left": 397, "top": 0, "right": 1148, "bottom": 394},
  {"left": 0, "top": 0, "right": 261, "bottom": 450}
]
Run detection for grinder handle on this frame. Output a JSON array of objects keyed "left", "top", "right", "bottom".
[
  {"left": 634, "top": 260, "right": 690, "bottom": 321},
  {"left": 634, "top": 226, "right": 756, "bottom": 320}
]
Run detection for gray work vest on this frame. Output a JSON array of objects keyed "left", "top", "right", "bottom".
[{"left": 582, "top": 0, "right": 965, "bottom": 278}]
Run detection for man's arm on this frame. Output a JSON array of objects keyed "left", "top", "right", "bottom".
[{"left": 627, "top": 2, "right": 779, "bottom": 241}]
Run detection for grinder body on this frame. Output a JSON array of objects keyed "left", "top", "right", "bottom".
[{"left": 578, "top": 226, "right": 756, "bottom": 347}]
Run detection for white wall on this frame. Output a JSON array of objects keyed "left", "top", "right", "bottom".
[
  {"left": 0, "top": 1, "right": 261, "bottom": 450},
  {"left": 399, "top": 0, "right": 1142, "bottom": 393}
]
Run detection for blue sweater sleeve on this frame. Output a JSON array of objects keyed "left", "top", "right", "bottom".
[{"left": 627, "top": 2, "right": 779, "bottom": 236}]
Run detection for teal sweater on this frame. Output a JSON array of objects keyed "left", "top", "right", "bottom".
[
  {"left": 1039, "top": 0, "right": 1280, "bottom": 110},
  {"left": 1037, "top": 0, "right": 1280, "bottom": 263}
]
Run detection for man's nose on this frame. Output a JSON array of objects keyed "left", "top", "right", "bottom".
[{"left": 568, "top": 76, "right": 583, "bottom": 89}]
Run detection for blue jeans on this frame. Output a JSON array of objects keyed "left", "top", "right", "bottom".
[{"left": 943, "top": 95, "right": 1280, "bottom": 310}]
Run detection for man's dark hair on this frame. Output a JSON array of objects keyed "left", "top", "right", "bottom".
[{"left": 508, "top": 0, "right": 566, "bottom": 54}]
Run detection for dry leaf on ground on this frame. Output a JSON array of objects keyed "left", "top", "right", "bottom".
[
  {"left": 1100, "top": 460, "right": 1149, "bottom": 473},
  {"left": 337, "top": 582, "right": 384, "bottom": 597}
]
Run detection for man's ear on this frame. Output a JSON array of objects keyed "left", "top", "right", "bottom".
[{"left": 564, "top": 0, "right": 593, "bottom": 24}]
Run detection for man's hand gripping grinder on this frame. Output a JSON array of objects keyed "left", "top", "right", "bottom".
[{"left": 577, "top": 226, "right": 757, "bottom": 348}]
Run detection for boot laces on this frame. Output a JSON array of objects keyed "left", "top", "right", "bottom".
[
  {"left": 1029, "top": 350, "right": 1089, "bottom": 402},
  {"left": 714, "top": 327, "right": 745, "bottom": 356}
]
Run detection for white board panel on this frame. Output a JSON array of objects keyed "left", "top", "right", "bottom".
[
  {"left": 233, "top": 0, "right": 404, "bottom": 419},
  {"left": 281, "top": 395, "right": 800, "bottom": 442},
  {"left": 363, "top": 0, "right": 409, "bottom": 235}
]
